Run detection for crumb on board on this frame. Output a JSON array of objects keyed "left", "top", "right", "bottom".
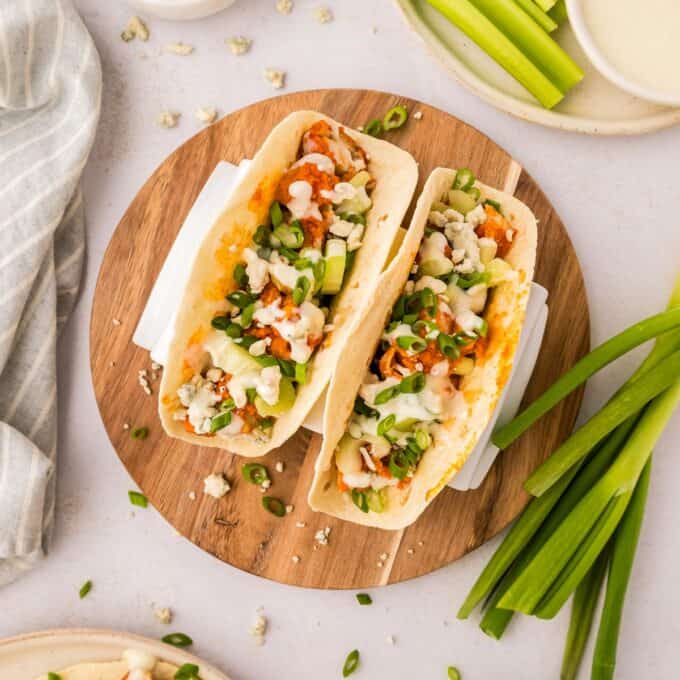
[
  {"left": 122, "top": 16, "right": 149, "bottom": 42},
  {"left": 386, "top": 635, "right": 395, "bottom": 645},
  {"left": 285, "top": 504, "right": 294, "bottom": 514},
  {"left": 123, "top": 422, "right": 130, "bottom": 430},
  {"left": 275, "top": 461, "right": 284, "bottom": 473},
  {"left": 227, "top": 36, "right": 252, "bottom": 55},
  {"left": 413, "top": 111, "right": 423, "bottom": 120},
  {"left": 276, "top": 0, "right": 293, "bottom": 14},
  {"left": 292, "top": 555, "right": 300, "bottom": 564},
  {"left": 295, "top": 521, "right": 306, "bottom": 528},
  {"left": 203, "top": 473, "right": 231, "bottom": 498},
  {"left": 138, "top": 369, "right": 152, "bottom": 395},
  {"left": 314, "top": 526, "right": 331, "bottom": 546},
  {"left": 314, "top": 6, "right": 333, "bottom": 23},
  {"left": 195, "top": 107, "right": 218, "bottom": 124},
  {"left": 188, "top": 491, "right": 197, "bottom": 501},
  {"left": 154, "top": 606, "right": 172, "bottom": 624},
  {"left": 112, "top": 318, "right": 121, "bottom": 326},
  {"left": 264, "top": 68, "right": 286, "bottom": 90},
  {"left": 156, "top": 110, "right": 180, "bottom": 128}
]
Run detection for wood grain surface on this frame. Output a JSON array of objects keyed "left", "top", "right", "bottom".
[{"left": 90, "top": 89, "right": 589, "bottom": 589}]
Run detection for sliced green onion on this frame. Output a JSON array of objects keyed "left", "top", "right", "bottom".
[
  {"left": 128, "top": 490, "right": 148, "bottom": 508},
  {"left": 314, "top": 258, "right": 326, "bottom": 292},
  {"left": 295, "top": 257, "right": 313, "bottom": 271},
  {"left": 466, "top": 186, "right": 481, "bottom": 202},
  {"left": 399, "top": 372, "right": 426, "bottom": 394},
  {"left": 162, "top": 632, "right": 193, "bottom": 648},
  {"left": 453, "top": 168, "right": 475, "bottom": 191},
  {"left": 415, "top": 429, "right": 431, "bottom": 450},
  {"left": 356, "top": 593, "right": 372, "bottom": 605},
  {"left": 493, "top": 307, "right": 680, "bottom": 450},
  {"left": 47, "top": 674, "right": 62, "bottom": 680},
  {"left": 242, "top": 463, "right": 269, "bottom": 486},
  {"left": 392, "top": 295, "right": 406, "bottom": 321},
  {"left": 211, "top": 315, "right": 230, "bottom": 331},
  {"left": 225, "top": 323, "right": 242, "bottom": 338},
  {"left": 383, "top": 105, "right": 408, "bottom": 130},
  {"left": 78, "top": 580, "right": 92, "bottom": 599},
  {"left": 437, "top": 333, "right": 460, "bottom": 359},
  {"left": 367, "top": 488, "right": 386, "bottom": 513},
  {"left": 236, "top": 334, "right": 257, "bottom": 349},
  {"left": 351, "top": 489, "right": 369, "bottom": 513},
  {"left": 375, "top": 385, "right": 400, "bottom": 405},
  {"left": 246, "top": 387, "right": 257, "bottom": 403},
  {"left": 253, "top": 224, "right": 271, "bottom": 245},
  {"left": 293, "top": 276, "right": 310, "bottom": 305},
  {"left": 227, "top": 290, "right": 255, "bottom": 310},
  {"left": 277, "top": 358, "right": 296, "bottom": 378},
  {"left": 210, "top": 410, "right": 232, "bottom": 432},
  {"left": 354, "top": 396, "right": 379, "bottom": 418},
  {"left": 396, "top": 335, "right": 427, "bottom": 353},
  {"left": 233, "top": 263, "right": 248, "bottom": 287},
  {"left": 477, "top": 319, "right": 489, "bottom": 338},
  {"left": 131, "top": 426, "right": 149, "bottom": 440},
  {"left": 342, "top": 649, "right": 360, "bottom": 677},
  {"left": 273, "top": 223, "right": 304, "bottom": 249},
  {"left": 388, "top": 450, "right": 410, "bottom": 480},
  {"left": 448, "top": 668, "right": 462, "bottom": 680},
  {"left": 425, "top": 0, "right": 565, "bottom": 108},
  {"left": 174, "top": 663, "right": 200, "bottom": 680},
  {"left": 484, "top": 198, "right": 502, "bottom": 211},
  {"left": 262, "top": 496, "right": 286, "bottom": 517},
  {"left": 270, "top": 201, "right": 284, "bottom": 227},
  {"left": 364, "top": 119, "right": 383, "bottom": 137},
  {"left": 377, "top": 414, "right": 396, "bottom": 437}
]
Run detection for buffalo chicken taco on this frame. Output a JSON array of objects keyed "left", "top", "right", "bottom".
[
  {"left": 309, "top": 167, "right": 537, "bottom": 529},
  {"left": 159, "top": 111, "right": 418, "bottom": 456}
]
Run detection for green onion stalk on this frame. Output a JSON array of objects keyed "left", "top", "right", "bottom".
[{"left": 460, "top": 271, "right": 680, "bottom": 653}]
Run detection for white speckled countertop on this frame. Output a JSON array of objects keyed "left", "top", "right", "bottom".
[{"left": 2, "top": 2, "right": 679, "bottom": 678}]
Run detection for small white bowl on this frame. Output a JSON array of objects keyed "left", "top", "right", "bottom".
[
  {"left": 567, "top": 0, "right": 680, "bottom": 107},
  {"left": 125, "top": 0, "right": 236, "bottom": 21}
]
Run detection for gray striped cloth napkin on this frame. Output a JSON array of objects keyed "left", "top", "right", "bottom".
[{"left": 0, "top": 0, "right": 101, "bottom": 586}]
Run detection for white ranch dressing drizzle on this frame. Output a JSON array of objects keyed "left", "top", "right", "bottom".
[
  {"left": 582, "top": 0, "right": 680, "bottom": 98},
  {"left": 285, "top": 180, "right": 322, "bottom": 220}
]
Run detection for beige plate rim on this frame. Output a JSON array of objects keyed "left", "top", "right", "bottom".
[
  {"left": 395, "top": 0, "right": 680, "bottom": 136},
  {"left": 0, "top": 628, "right": 230, "bottom": 680}
]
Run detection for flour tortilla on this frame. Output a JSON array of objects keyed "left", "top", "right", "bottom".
[
  {"left": 36, "top": 660, "right": 177, "bottom": 679},
  {"left": 159, "top": 111, "right": 418, "bottom": 456},
  {"left": 308, "top": 168, "right": 537, "bottom": 529}
]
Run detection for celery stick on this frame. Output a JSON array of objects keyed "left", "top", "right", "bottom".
[
  {"left": 498, "top": 379, "right": 680, "bottom": 615},
  {"left": 534, "top": 0, "right": 556, "bottom": 10},
  {"left": 425, "top": 0, "right": 564, "bottom": 109},
  {"left": 525, "top": 348, "right": 680, "bottom": 496},
  {"left": 591, "top": 460, "right": 652, "bottom": 680},
  {"left": 548, "top": 0, "right": 568, "bottom": 25},
  {"left": 512, "top": 0, "right": 558, "bottom": 32},
  {"left": 494, "top": 307, "right": 680, "bottom": 450},
  {"left": 467, "top": 0, "right": 583, "bottom": 92},
  {"left": 560, "top": 546, "right": 610, "bottom": 680}
]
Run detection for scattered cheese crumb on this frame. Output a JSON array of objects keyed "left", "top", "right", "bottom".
[
  {"left": 285, "top": 504, "right": 294, "bottom": 514},
  {"left": 154, "top": 607, "right": 172, "bottom": 624},
  {"left": 203, "top": 473, "right": 231, "bottom": 498},
  {"left": 413, "top": 111, "right": 423, "bottom": 120},
  {"left": 195, "top": 107, "right": 217, "bottom": 125},
  {"left": 264, "top": 68, "right": 286, "bottom": 90},
  {"left": 379, "top": 552, "right": 388, "bottom": 561},
  {"left": 314, "top": 526, "right": 331, "bottom": 546},
  {"left": 123, "top": 422, "right": 130, "bottom": 430},
  {"left": 151, "top": 361, "right": 161, "bottom": 371},
  {"left": 227, "top": 36, "right": 252, "bottom": 55},
  {"left": 276, "top": 0, "right": 293, "bottom": 14},
  {"left": 295, "top": 521, "right": 306, "bottom": 528},
  {"left": 249, "top": 613, "right": 267, "bottom": 645},
  {"left": 260, "top": 478, "right": 271, "bottom": 493},
  {"left": 165, "top": 42, "right": 193, "bottom": 55},
  {"left": 386, "top": 635, "right": 395, "bottom": 645},
  {"left": 417, "top": 540, "right": 424, "bottom": 547},
  {"left": 138, "top": 369, "right": 152, "bottom": 395},
  {"left": 156, "top": 110, "right": 180, "bottom": 129},
  {"left": 275, "top": 461, "right": 284, "bottom": 473},
  {"left": 292, "top": 555, "right": 300, "bottom": 564},
  {"left": 407, "top": 548, "right": 415, "bottom": 556},
  {"left": 376, "top": 561, "right": 384, "bottom": 568},
  {"left": 314, "top": 6, "right": 333, "bottom": 23},
  {"left": 123, "top": 16, "right": 149, "bottom": 42},
  {"left": 188, "top": 491, "right": 197, "bottom": 501},
  {"left": 112, "top": 318, "right": 122, "bottom": 326}
]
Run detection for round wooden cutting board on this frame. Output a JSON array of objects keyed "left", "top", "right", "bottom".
[{"left": 90, "top": 89, "right": 589, "bottom": 589}]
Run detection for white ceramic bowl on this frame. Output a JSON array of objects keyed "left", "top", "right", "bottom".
[
  {"left": 125, "top": 0, "right": 236, "bottom": 21},
  {"left": 566, "top": 0, "right": 680, "bottom": 107}
]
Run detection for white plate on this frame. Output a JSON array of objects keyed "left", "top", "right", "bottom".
[
  {"left": 0, "top": 628, "right": 230, "bottom": 680},
  {"left": 395, "top": 0, "right": 680, "bottom": 135}
]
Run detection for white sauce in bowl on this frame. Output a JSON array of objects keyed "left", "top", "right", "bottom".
[{"left": 581, "top": 0, "right": 680, "bottom": 101}]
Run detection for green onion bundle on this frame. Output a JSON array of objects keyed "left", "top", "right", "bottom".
[
  {"left": 425, "top": 0, "right": 583, "bottom": 108},
  {"left": 459, "top": 272, "right": 680, "bottom": 678}
]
